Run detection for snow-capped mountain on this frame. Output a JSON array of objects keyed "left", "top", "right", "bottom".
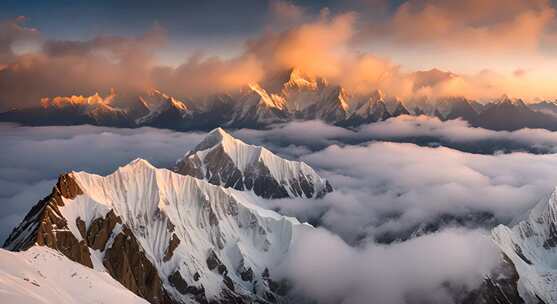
[
  {"left": 389, "top": 100, "right": 411, "bottom": 117},
  {"left": 226, "top": 84, "right": 290, "bottom": 128},
  {"left": 175, "top": 128, "right": 333, "bottom": 199},
  {"left": 529, "top": 100, "right": 557, "bottom": 117},
  {"left": 0, "top": 246, "right": 148, "bottom": 303},
  {"left": 340, "top": 89, "right": 391, "bottom": 126},
  {"left": 492, "top": 187, "right": 557, "bottom": 303},
  {"left": 0, "top": 91, "right": 134, "bottom": 127},
  {"left": 136, "top": 89, "right": 194, "bottom": 129},
  {"left": 278, "top": 69, "right": 350, "bottom": 123},
  {"left": 473, "top": 95, "right": 557, "bottom": 131},
  {"left": 6, "top": 68, "right": 557, "bottom": 132},
  {"left": 443, "top": 97, "right": 479, "bottom": 122},
  {"left": 4, "top": 159, "right": 305, "bottom": 304}
]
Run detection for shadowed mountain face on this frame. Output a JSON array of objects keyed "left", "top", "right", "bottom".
[
  {"left": 175, "top": 128, "right": 333, "bottom": 199},
  {"left": 471, "top": 98, "right": 557, "bottom": 131},
  {"left": 5, "top": 69, "right": 557, "bottom": 132},
  {"left": 492, "top": 187, "right": 557, "bottom": 303},
  {"left": 4, "top": 159, "right": 307, "bottom": 304}
]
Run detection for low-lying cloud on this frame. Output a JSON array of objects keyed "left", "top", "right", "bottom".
[
  {"left": 234, "top": 116, "right": 557, "bottom": 155},
  {"left": 281, "top": 226, "right": 500, "bottom": 304},
  {"left": 4, "top": 121, "right": 557, "bottom": 303},
  {"left": 0, "top": 123, "right": 205, "bottom": 241}
]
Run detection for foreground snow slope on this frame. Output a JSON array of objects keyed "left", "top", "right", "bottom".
[
  {"left": 0, "top": 246, "right": 148, "bottom": 304},
  {"left": 175, "top": 127, "right": 332, "bottom": 199},
  {"left": 492, "top": 187, "right": 557, "bottom": 303}
]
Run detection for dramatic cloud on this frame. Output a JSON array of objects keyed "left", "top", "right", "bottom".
[
  {"left": 0, "top": 24, "right": 166, "bottom": 110},
  {"left": 374, "top": 0, "right": 556, "bottom": 52},
  {"left": 281, "top": 226, "right": 500, "bottom": 304},
  {"left": 0, "top": 16, "right": 38, "bottom": 63},
  {"left": 297, "top": 142, "right": 557, "bottom": 242},
  {"left": 4, "top": 121, "right": 557, "bottom": 302},
  {"left": 357, "top": 115, "right": 557, "bottom": 153},
  {"left": 3, "top": 1, "right": 557, "bottom": 109}
]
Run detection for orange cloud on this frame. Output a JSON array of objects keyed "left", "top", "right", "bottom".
[{"left": 374, "top": 0, "right": 555, "bottom": 53}]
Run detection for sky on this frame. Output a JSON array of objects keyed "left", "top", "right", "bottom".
[{"left": 3, "top": 0, "right": 557, "bottom": 107}]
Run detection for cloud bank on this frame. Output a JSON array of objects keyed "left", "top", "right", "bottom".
[
  {"left": 3, "top": 121, "right": 557, "bottom": 303},
  {"left": 3, "top": 0, "right": 557, "bottom": 110},
  {"left": 0, "top": 123, "right": 205, "bottom": 241},
  {"left": 281, "top": 226, "right": 499, "bottom": 304}
]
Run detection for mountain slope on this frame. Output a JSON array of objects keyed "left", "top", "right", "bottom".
[
  {"left": 492, "top": 187, "right": 557, "bottom": 303},
  {"left": 0, "top": 246, "right": 149, "bottom": 304},
  {"left": 226, "top": 84, "right": 290, "bottom": 128},
  {"left": 175, "top": 128, "right": 333, "bottom": 199},
  {"left": 4, "top": 159, "right": 304, "bottom": 304},
  {"left": 136, "top": 90, "right": 194, "bottom": 130},
  {"left": 444, "top": 97, "right": 479, "bottom": 122},
  {"left": 473, "top": 97, "right": 557, "bottom": 131},
  {"left": 0, "top": 93, "right": 133, "bottom": 127}
]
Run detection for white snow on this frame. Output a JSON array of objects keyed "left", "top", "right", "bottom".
[
  {"left": 135, "top": 89, "right": 190, "bottom": 124},
  {"left": 55, "top": 158, "right": 303, "bottom": 302},
  {"left": 181, "top": 127, "right": 330, "bottom": 198},
  {"left": 492, "top": 187, "right": 557, "bottom": 303},
  {"left": 0, "top": 246, "right": 148, "bottom": 304}
]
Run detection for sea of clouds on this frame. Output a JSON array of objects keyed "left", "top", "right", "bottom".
[{"left": 4, "top": 116, "right": 557, "bottom": 303}]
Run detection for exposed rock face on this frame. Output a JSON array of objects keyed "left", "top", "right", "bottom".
[
  {"left": 103, "top": 226, "right": 172, "bottom": 304},
  {"left": 3, "top": 173, "right": 172, "bottom": 304},
  {"left": 5, "top": 158, "right": 303, "bottom": 304},
  {"left": 175, "top": 127, "right": 333, "bottom": 199},
  {"left": 462, "top": 256, "right": 525, "bottom": 304},
  {"left": 491, "top": 187, "right": 557, "bottom": 303},
  {"left": 3, "top": 174, "right": 93, "bottom": 268},
  {"left": 445, "top": 98, "right": 479, "bottom": 122},
  {"left": 163, "top": 234, "right": 180, "bottom": 262},
  {"left": 84, "top": 210, "right": 121, "bottom": 250}
]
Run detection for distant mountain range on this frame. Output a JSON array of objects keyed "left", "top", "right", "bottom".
[{"left": 3, "top": 68, "right": 557, "bottom": 132}]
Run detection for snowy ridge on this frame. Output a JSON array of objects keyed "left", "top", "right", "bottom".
[
  {"left": 135, "top": 89, "right": 191, "bottom": 125},
  {"left": 0, "top": 247, "right": 148, "bottom": 304},
  {"left": 492, "top": 187, "right": 557, "bottom": 303},
  {"left": 58, "top": 158, "right": 302, "bottom": 302},
  {"left": 176, "top": 128, "right": 332, "bottom": 199}
]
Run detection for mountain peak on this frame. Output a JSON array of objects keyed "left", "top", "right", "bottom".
[
  {"left": 492, "top": 187, "right": 557, "bottom": 303},
  {"left": 123, "top": 158, "right": 156, "bottom": 170},
  {"left": 369, "top": 89, "right": 385, "bottom": 102},
  {"left": 5, "top": 158, "right": 305, "bottom": 304},
  {"left": 176, "top": 128, "right": 333, "bottom": 199},
  {"left": 193, "top": 127, "right": 238, "bottom": 153}
]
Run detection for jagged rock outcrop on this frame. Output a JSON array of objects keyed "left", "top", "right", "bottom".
[
  {"left": 103, "top": 225, "right": 172, "bottom": 304},
  {"left": 491, "top": 187, "right": 557, "bottom": 303},
  {"left": 3, "top": 173, "right": 172, "bottom": 304},
  {"left": 175, "top": 127, "right": 333, "bottom": 199},
  {"left": 3, "top": 174, "right": 93, "bottom": 268},
  {"left": 462, "top": 256, "right": 525, "bottom": 304},
  {"left": 4, "top": 158, "right": 305, "bottom": 304}
]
